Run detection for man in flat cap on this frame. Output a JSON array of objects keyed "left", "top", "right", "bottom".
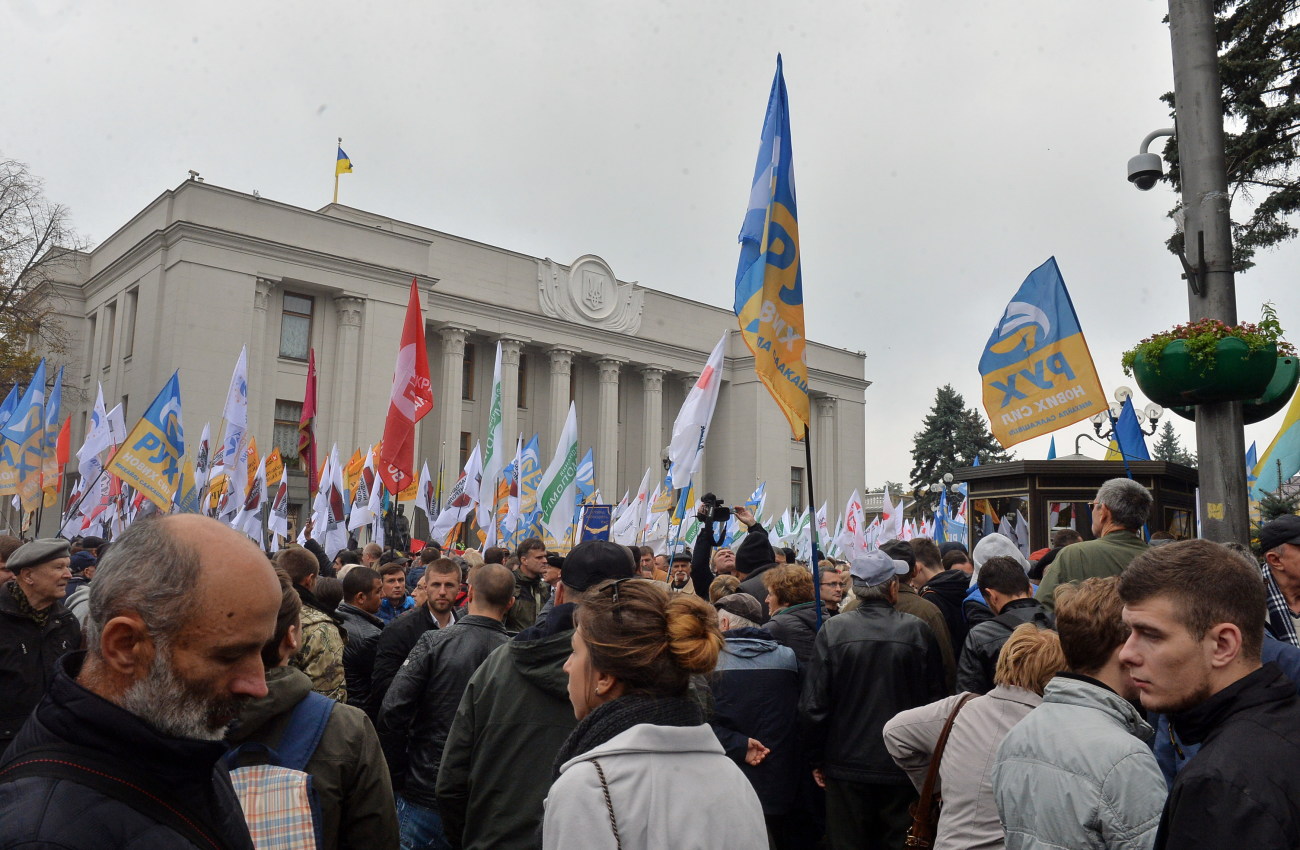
[
  {"left": 1260, "top": 514, "right": 1300, "bottom": 646},
  {"left": 0, "top": 538, "right": 80, "bottom": 756}
]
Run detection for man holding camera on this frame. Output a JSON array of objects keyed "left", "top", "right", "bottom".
[{"left": 689, "top": 496, "right": 777, "bottom": 610}]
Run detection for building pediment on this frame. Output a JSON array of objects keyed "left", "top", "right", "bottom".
[{"left": 537, "top": 254, "right": 643, "bottom": 335}]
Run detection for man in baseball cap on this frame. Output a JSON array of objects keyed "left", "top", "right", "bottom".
[
  {"left": 800, "top": 547, "right": 947, "bottom": 849},
  {"left": 1259, "top": 514, "right": 1300, "bottom": 644}
]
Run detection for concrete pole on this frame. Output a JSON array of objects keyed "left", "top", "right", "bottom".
[{"left": 1167, "top": 0, "right": 1249, "bottom": 544}]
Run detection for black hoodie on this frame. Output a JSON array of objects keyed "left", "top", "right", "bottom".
[{"left": 919, "top": 568, "right": 970, "bottom": 655}]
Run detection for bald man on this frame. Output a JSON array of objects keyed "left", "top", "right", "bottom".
[{"left": 0, "top": 515, "right": 281, "bottom": 850}]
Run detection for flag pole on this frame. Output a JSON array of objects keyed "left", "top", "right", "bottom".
[
  {"left": 333, "top": 137, "right": 342, "bottom": 204},
  {"left": 804, "top": 423, "right": 824, "bottom": 630}
]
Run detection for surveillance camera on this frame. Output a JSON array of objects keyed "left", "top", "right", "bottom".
[{"left": 1127, "top": 152, "right": 1163, "bottom": 191}]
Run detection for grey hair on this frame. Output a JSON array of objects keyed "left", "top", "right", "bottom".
[
  {"left": 720, "top": 612, "right": 760, "bottom": 630},
  {"left": 1095, "top": 478, "right": 1153, "bottom": 530},
  {"left": 852, "top": 578, "right": 896, "bottom": 603},
  {"left": 86, "top": 517, "right": 203, "bottom": 654}
]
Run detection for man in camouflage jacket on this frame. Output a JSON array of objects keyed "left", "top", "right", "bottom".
[{"left": 280, "top": 546, "right": 348, "bottom": 702}]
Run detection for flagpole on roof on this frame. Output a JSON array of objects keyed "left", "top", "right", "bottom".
[{"left": 334, "top": 138, "right": 342, "bottom": 205}]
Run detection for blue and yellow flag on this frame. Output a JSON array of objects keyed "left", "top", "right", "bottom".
[
  {"left": 1251, "top": 389, "right": 1300, "bottom": 499},
  {"left": 107, "top": 371, "right": 187, "bottom": 512},
  {"left": 0, "top": 383, "right": 23, "bottom": 496},
  {"left": 734, "top": 55, "right": 810, "bottom": 438},
  {"left": 1, "top": 360, "right": 46, "bottom": 510},
  {"left": 979, "top": 257, "right": 1106, "bottom": 448},
  {"left": 336, "top": 145, "right": 353, "bottom": 175}
]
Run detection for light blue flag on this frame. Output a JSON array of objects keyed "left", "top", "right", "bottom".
[
  {"left": 1047, "top": 436, "right": 1057, "bottom": 460},
  {"left": 1251, "top": 391, "right": 1300, "bottom": 499},
  {"left": 0, "top": 384, "right": 18, "bottom": 432},
  {"left": 934, "top": 487, "right": 948, "bottom": 543},
  {"left": 1113, "top": 398, "right": 1151, "bottom": 461},
  {"left": 1246, "top": 441, "right": 1258, "bottom": 484},
  {"left": 42, "top": 366, "right": 64, "bottom": 462},
  {"left": 575, "top": 448, "right": 595, "bottom": 504},
  {"left": 2, "top": 360, "right": 47, "bottom": 502},
  {"left": 0, "top": 360, "right": 45, "bottom": 446},
  {"left": 746, "top": 481, "right": 767, "bottom": 518}
]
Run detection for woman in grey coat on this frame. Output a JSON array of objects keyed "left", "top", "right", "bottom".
[{"left": 883, "top": 624, "right": 1066, "bottom": 850}]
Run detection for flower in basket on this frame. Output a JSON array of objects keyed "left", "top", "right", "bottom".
[{"left": 1121, "top": 303, "right": 1296, "bottom": 377}]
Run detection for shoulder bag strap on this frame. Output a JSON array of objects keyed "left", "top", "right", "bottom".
[
  {"left": 909, "top": 693, "right": 976, "bottom": 843},
  {"left": 588, "top": 758, "right": 622, "bottom": 850},
  {"left": 277, "top": 691, "right": 335, "bottom": 771}
]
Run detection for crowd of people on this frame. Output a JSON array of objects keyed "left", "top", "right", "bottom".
[{"left": 1, "top": 476, "right": 1299, "bottom": 849}]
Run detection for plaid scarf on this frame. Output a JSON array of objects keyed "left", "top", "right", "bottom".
[
  {"left": 1262, "top": 563, "right": 1300, "bottom": 647},
  {"left": 6, "top": 579, "right": 51, "bottom": 629}
]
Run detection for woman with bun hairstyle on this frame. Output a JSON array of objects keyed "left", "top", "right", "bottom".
[{"left": 543, "top": 578, "right": 767, "bottom": 848}]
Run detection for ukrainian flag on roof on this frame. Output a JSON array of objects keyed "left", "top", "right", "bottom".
[{"left": 336, "top": 145, "right": 353, "bottom": 175}]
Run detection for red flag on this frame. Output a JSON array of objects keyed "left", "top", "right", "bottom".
[
  {"left": 299, "top": 348, "right": 319, "bottom": 498},
  {"left": 378, "top": 279, "right": 433, "bottom": 493}
]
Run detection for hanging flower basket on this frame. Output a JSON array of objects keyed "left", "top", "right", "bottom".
[
  {"left": 1169, "top": 352, "right": 1299, "bottom": 424},
  {"left": 1122, "top": 304, "right": 1295, "bottom": 407}
]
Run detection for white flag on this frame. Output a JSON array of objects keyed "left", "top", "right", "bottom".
[
  {"left": 348, "top": 447, "right": 379, "bottom": 531},
  {"left": 268, "top": 478, "right": 290, "bottom": 541},
  {"left": 537, "top": 402, "right": 579, "bottom": 543},
  {"left": 502, "top": 435, "right": 523, "bottom": 535},
  {"left": 219, "top": 346, "right": 250, "bottom": 502},
  {"left": 416, "top": 461, "right": 438, "bottom": 529},
  {"left": 232, "top": 456, "right": 268, "bottom": 541},
  {"left": 611, "top": 467, "right": 653, "bottom": 545},
  {"left": 430, "top": 443, "right": 483, "bottom": 542},
  {"left": 194, "top": 422, "right": 212, "bottom": 491},
  {"left": 666, "top": 333, "right": 727, "bottom": 490}
]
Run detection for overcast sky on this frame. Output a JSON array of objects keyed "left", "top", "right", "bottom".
[{"left": 6, "top": 0, "right": 1299, "bottom": 492}]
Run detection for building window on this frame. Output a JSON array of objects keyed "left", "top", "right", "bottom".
[
  {"left": 791, "top": 467, "right": 804, "bottom": 511},
  {"left": 279, "top": 293, "right": 314, "bottom": 360},
  {"left": 462, "top": 343, "right": 476, "bottom": 400},
  {"left": 459, "top": 431, "right": 472, "bottom": 468},
  {"left": 517, "top": 353, "right": 528, "bottom": 408},
  {"left": 84, "top": 315, "right": 97, "bottom": 377},
  {"left": 273, "top": 400, "right": 303, "bottom": 461},
  {"left": 122, "top": 287, "right": 138, "bottom": 359},
  {"left": 102, "top": 302, "right": 117, "bottom": 367}
]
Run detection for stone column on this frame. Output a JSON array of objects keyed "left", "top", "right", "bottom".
[
  {"left": 332, "top": 296, "right": 365, "bottom": 454},
  {"left": 438, "top": 326, "right": 472, "bottom": 476},
  {"left": 815, "top": 396, "right": 838, "bottom": 510},
  {"left": 596, "top": 357, "right": 626, "bottom": 498},
  {"left": 498, "top": 337, "right": 527, "bottom": 450},
  {"left": 251, "top": 278, "right": 276, "bottom": 434},
  {"left": 546, "top": 347, "right": 577, "bottom": 448},
  {"left": 641, "top": 366, "right": 667, "bottom": 477}
]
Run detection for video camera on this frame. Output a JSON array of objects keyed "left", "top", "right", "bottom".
[{"left": 699, "top": 493, "right": 731, "bottom": 524}]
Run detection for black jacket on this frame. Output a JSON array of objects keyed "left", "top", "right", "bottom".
[
  {"left": 799, "top": 598, "right": 947, "bottom": 785},
  {"left": 377, "top": 614, "right": 510, "bottom": 806},
  {"left": 504, "top": 569, "right": 549, "bottom": 634},
  {"left": 955, "top": 598, "right": 1054, "bottom": 694},
  {"left": 763, "top": 601, "right": 826, "bottom": 665},
  {"left": 920, "top": 569, "right": 971, "bottom": 656},
  {"left": 1155, "top": 663, "right": 1300, "bottom": 849},
  {"left": 0, "top": 581, "right": 81, "bottom": 753},
  {"left": 711, "top": 628, "right": 803, "bottom": 814},
  {"left": 335, "top": 603, "right": 385, "bottom": 718},
  {"left": 0, "top": 652, "right": 254, "bottom": 850},
  {"left": 368, "top": 606, "right": 452, "bottom": 717}
]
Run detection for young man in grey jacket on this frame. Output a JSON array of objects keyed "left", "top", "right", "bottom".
[{"left": 992, "top": 577, "right": 1165, "bottom": 850}]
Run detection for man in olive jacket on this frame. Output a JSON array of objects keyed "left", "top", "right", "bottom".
[
  {"left": 1036, "top": 478, "right": 1151, "bottom": 611},
  {"left": 435, "top": 541, "right": 635, "bottom": 850}
]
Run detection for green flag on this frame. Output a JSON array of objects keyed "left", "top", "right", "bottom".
[{"left": 538, "top": 402, "right": 579, "bottom": 541}]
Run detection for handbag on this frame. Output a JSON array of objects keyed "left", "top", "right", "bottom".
[{"left": 904, "top": 692, "right": 976, "bottom": 849}]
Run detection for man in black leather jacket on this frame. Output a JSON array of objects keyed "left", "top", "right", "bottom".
[
  {"left": 377, "top": 563, "right": 516, "bottom": 850},
  {"left": 800, "top": 549, "right": 947, "bottom": 850},
  {"left": 956, "top": 555, "right": 1054, "bottom": 694}
]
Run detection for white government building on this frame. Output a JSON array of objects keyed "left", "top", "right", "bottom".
[{"left": 24, "top": 178, "right": 869, "bottom": 540}]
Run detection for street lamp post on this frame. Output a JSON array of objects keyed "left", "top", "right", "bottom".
[{"left": 1166, "top": 0, "right": 1250, "bottom": 543}]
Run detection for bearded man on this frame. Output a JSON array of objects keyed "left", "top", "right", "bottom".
[{"left": 0, "top": 515, "right": 282, "bottom": 850}]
